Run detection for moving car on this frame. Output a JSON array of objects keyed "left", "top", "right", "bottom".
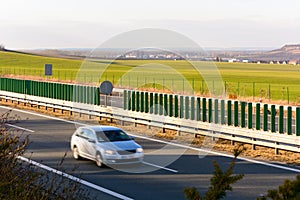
[{"left": 70, "top": 126, "right": 144, "bottom": 167}]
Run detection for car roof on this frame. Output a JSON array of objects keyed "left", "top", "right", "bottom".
[{"left": 80, "top": 125, "right": 122, "bottom": 132}]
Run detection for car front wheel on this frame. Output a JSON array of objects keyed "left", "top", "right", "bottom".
[
  {"left": 73, "top": 146, "right": 81, "bottom": 160},
  {"left": 96, "top": 153, "right": 103, "bottom": 167}
]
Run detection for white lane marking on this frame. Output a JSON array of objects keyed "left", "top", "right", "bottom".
[
  {"left": 18, "top": 156, "right": 134, "bottom": 200},
  {"left": 2, "top": 105, "right": 300, "bottom": 173},
  {"left": 6, "top": 123, "right": 35, "bottom": 133},
  {"left": 142, "top": 161, "right": 178, "bottom": 173},
  {"left": 131, "top": 134, "right": 300, "bottom": 173}
]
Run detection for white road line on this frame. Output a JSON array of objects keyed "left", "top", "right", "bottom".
[
  {"left": 2, "top": 105, "right": 300, "bottom": 174},
  {"left": 6, "top": 123, "right": 35, "bottom": 133},
  {"left": 142, "top": 161, "right": 178, "bottom": 173},
  {"left": 18, "top": 156, "right": 134, "bottom": 200}
]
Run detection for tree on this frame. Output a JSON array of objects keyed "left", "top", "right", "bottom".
[{"left": 183, "top": 144, "right": 245, "bottom": 200}]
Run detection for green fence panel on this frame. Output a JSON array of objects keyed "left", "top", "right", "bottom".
[
  {"left": 185, "top": 96, "right": 189, "bottom": 119},
  {"left": 141, "top": 92, "right": 145, "bottom": 112},
  {"left": 221, "top": 100, "right": 225, "bottom": 125},
  {"left": 296, "top": 107, "right": 300, "bottom": 136},
  {"left": 271, "top": 105, "right": 276, "bottom": 132},
  {"left": 150, "top": 92, "right": 154, "bottom": 114},
  {"left": 214, "top": 99, "right": 219, "bottom": 124},
  {"left": 241, "top": 102, "right": 246, "bottom": 128},
  {"left": 127, "top": 91, "right": 132, "bottom": 110},
  {"left": 145, "top": 92, "right": 149, "bottom": 113},
  {"left": 279, "top": 106, "right": 284, "bottom": 133},
  {"left": 180, "top": 96, "right": 184, "bottom": 118},
  {"left": 196, "top": 97, "right": 201, "bottom": 121},
  {"left": 95, "top": 87, "right": 100, "bottom": 106},
  {"left": 159, "top": 93, "right": 163, "bottom": 115},
  {"left": 248, "top": 102, "right": 253, "bottom": 129},
  {"left": 208, "top": 99, "right": 212, "bottom": 123},
  {"left": 202, "top": 98, "right": 207, "bottom": 122},
  {"left": 174, "top": 95, "right": 179, "bottom": 118},
  {"left": 191, "top": 97, "right": 195, "bottom": 120},
  {"left": 131, "top": 91, "right": 136, "bottom": 111},
  {"left": 256, "top": 103, "right": 260, "bottom": 130},
  {"left": 227, "top": 100, "right": 232, "bottom": 126},
  {"left": 136, "top": 91, "right": 140, "bottom": 112},
  {"left": 234, "top": 101, "right": 239, "bottom": 127},
  {"left": 164, "top": 94, "right": 168, "bottom": 116},
  {"left": 154, "top": 93, "right": 158, "bottom": 114},
  {"left": 169, "top": 94, "right": 173, "bottom": 117},
  {"left": 123, "top": 90, "right": 128, "bottom": 110},
  {"left": 263, "top": 104, "right": 268, "bottom": 131},
  {"left": 287, "top": 106, "right": 292, "bottom": 135}
]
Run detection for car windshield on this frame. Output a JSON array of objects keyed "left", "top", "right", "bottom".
[{"left": 96, "top": 130, "right": 131, "bottom": 142}]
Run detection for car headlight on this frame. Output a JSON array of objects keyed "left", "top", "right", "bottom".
[
  {"left": 136, "top": 148, "right": 143, "bottom": 153},
  {"left": 104, "top": 150, "right": 116, "bottom": 155}
]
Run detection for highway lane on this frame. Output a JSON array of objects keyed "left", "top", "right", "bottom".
[{"left": 1, "top": 105, "right": 300, "bottom": 200}]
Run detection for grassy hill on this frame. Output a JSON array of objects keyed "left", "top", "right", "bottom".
[{"left": 0, "top": 50, "right": 299, "bottom": 103}]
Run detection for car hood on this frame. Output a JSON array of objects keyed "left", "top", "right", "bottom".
[{"left": 98, "top": 140, "right": 141, "bottom": 151}]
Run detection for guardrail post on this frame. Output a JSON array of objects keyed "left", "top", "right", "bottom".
[
  {"left": 169, "top": 94, "right": 173, "bottom": 117},
  {"left": 141, "top": 92, "right": 145, "bottom": 112},
  {"left": 191, "top": 97, "right": 195, "bottom": 120},
  {"left": 145, "top": 92, "right": 149, "bottom": 113},
  {"left": 154, "top": 93, "right": 158, "bottom": 114},
  {"left": 180, "top": 96, "right": 184, "bottom": 118},
  {"left": 185, "top": 96, "right": 189, "bottom": 119},
  {"left": 202, "top": 98, "right": 207, "bottom": 122},
  {"left": 278, "top": 106, "right": 284, "bottom": 133},
  {"left": 256, "top": 103, "right": 260, "bottom": 130},
  {"left": 149, "top": 92, "right": 153, "bottom": 114},
  {"left": 248, "top": 102, "right": 252, "bottom": 129},
  {"left": 196, "top": 97, "right": 201, "bottom": 121},
  {"left": 296, "top": 107, "right": 300, "bottom": 136},
  {"left": 159, "top": 93, "right": 163, "bottom": 115},
  {"left": 208, "top": 99, "right": 212, "bottom": 123},
  {"left": 174, "top": 95, "right": 179, "bottom": 118},
  {"left": 136, "top": 91, "right": 140, "bottom": 112},
  {"left": 214, "top": 99, "right": 219, "bottom": 124},
  {"left": 263, "top": 104, "right": 268, "bottom": 131},
  {"left": 227, "top": 100, "right": 232, "bottom": 125},
  {"left": 241, "top": 102, "right": 246, "bottom": 128},
  {"left": 287, "top": 106, "right": 292, "bottom": 135},
  {"left": 221, "top": 100, "right": 225, "bottom": 125},
  {"left": 164, "top": 94, "right": 168, "bottom": 116},
  {"left": 271, "top": 105, "right": 276, "bottom": 132},
  {"left": 234, "top": 101, "right": 239, "bottom": 127},
  {"left": 131, "top": 91, "right": 136, "bottom": 111}
]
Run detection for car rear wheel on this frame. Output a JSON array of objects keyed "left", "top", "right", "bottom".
[
  {"left": 95, "top": 153, "right": 103, "bottom": 167},
  {"left": 73, "top": 146, "right": 81, "bottom": 160}
]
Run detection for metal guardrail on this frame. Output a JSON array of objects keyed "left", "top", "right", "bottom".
[{"left": 1, "top": 90, "right": 300, "bottom": 154}]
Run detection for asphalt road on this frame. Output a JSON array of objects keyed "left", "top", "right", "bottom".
[{"left": 1, "top": 105, "right": 300, "bottom": 200}]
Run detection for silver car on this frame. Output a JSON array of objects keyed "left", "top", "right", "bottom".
[{"left": 70, "top": 126, "right": 144, "bottom": 167}]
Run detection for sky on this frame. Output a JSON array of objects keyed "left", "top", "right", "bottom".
[{"left": 1, "top": 0, "right": 300, "bottom": 49}]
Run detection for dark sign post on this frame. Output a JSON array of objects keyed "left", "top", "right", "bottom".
[
  {"left": 99, "top": 81, "right": 113, "bottom": 106},
  {"left": 45, "top": 64, "right": 52, "bottom": 76}
]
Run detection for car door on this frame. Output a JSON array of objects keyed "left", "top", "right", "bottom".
[{"left": 82, "top": 128, "right": 97, "bottom": 160}]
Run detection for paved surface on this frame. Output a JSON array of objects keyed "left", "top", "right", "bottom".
[{"left": 1, "top": 105, "right": 300, "bottom": 200}]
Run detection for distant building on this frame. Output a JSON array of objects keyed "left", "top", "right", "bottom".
[{"left": 288, "top": 60, "right": 298, "bottom": 65}]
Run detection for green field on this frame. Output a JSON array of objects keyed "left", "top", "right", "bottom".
[{"left": 0, "top": 51, "right": 300, "bottom": 103}]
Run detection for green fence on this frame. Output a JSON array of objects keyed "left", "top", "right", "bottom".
[{"left": 124, "top": 89, "right": 300, "bottom": 136}]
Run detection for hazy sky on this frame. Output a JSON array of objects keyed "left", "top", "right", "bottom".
[{"left": 1, "top": 0, "right": 300, "bottom": 49}]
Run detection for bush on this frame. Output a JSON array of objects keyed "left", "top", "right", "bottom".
[{"left": 0, "top": 110, "right": 91, "bottom": 199}]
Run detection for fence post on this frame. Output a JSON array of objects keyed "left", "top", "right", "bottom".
[
  {"left": 180, "top": 96, "right": 184, "bottom": 118},
  {"left": 159, "top": 93, "right": 163, "bottom": 115},
  {"left": 287, "top": 106, "right": 292, "bottom": 135},
  {"left": 241, "top": 102, "right": 246, "bottom": 128},
  {"left": 149, "top": 92, "right": 153, "bottom": 114},
  {"left": 234, "top": 101, "right": 239, "bottom": 127},
  {"left": 248, "top": 102, "right": 252, "bottom": 129},
  {"left": 278, "top": 106, "right": 284, "bottom": 133},
  {"left": 127, "top": 91, "right": 132, "bottom": 110},
  {"left": 214, "top": 99, "right": 219, "bottom": 124},
  {"left": 227, "top": 100, "right": 232, "bottom": 126},
  {"left": 141, "top": 92, "right": 144, "bottom": 112},
  {"left": 154, "top": 93, "right": 158, "bottom": 114},
  {"left": 136, "top": 91, "right": 140, "bottom": 112},
  {"left": 131, "top": 91, "right": 136, "bottom": 111},
  {"left": 296, "top": 107, "right": 300, "bottom": 136},
  {"left": 164, "top": 94, "right": 168, "bottom": 116},
  {"left": 221, "top": 100, "right": 225, "bottom": 125},
  {"left": 196, "top": 97, "right": 201, "bottom": 121},
  {"left": 263, "top": 104, "right": 268, "bottom": 131},
  {"left": 271, "top": 105, "right": 276, "bottom": 132},
  {"left": 145, "top": 92, "right": 149, "bottom": 113},
  {"left": 202, "top": 98, "right": 207, "bottom": 122}
]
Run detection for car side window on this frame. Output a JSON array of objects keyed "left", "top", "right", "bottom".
[{"left": 83, "top": 129, "right": 96, "bottom": 140}]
